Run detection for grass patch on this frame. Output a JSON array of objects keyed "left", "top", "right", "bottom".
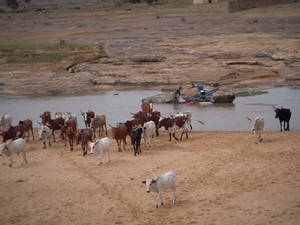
[{"left": 0, "top": 40, "right": 100, "bottom": 64}]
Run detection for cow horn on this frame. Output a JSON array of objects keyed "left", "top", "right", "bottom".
[
  {"left": 108, "top": 123, "right": 113, "bottom": 128},
  {"left": 273, "top": 106, "right": 276, "bottom": 109},
  {"left": 37, "top": 122, "right": 41, "bottom": 125},
  {"left": 247, "top": 116, "right": 251, "bottom": 121}
]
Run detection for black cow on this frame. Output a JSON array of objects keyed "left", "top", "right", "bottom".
[
  {"left": 130, "top": 126, "right": 144, "bottom": 156},
  {"left": 273, "top": 106, "right": 292, "bottom": 131}
]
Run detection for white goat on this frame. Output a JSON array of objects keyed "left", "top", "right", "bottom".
[
  {"left": 142, "top": 171, "right": 176, "bottom": 208},
  {"left": 0, "top": 138, "right": 27, "bottom": 167},
  {"left": 90, "top": 137, "right": 112, "bottom": 166}
]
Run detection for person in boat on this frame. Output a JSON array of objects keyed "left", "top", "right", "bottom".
[{"left": 172, "top": 86, "right": 182, "bottom": 104}]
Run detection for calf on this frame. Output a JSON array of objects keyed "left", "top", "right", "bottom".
[
  {"left": 1, "top": 124, "right": 25, "bottom": 142},
  {"left": 19, "top": 119, "right": 35, "bottom": 142},
  {"left": 273, "top": 106, "right": 292, "bottom": 131},
  {"left": 247, "top": 116, "right": 264, "bottom": 143},
  {"left": 0, "top": 138, "right": 27, "bottom": 167},
  {"left": 60, "top": 119, "right": 77, "bottom": 140},
  {"left": 142, "top": 171, "right": 176, "bottom": 208},
  {"left": 75, "top": 127, "right": 93, "bottom": 144},
  {"left": 89, "top": 137, "right": 112, "bottom": 166},
  {"left": 91, "top": 114, "right": 108, "bottom": 138},
  {"left": 143, "top": 120, "right": 156, "bottom": 149},
  {"left": 65, "top": 127, "right": 76, "bottom": 151},
  {"left": 78, "top": 128, "right": 93, "bottom": 156},
  {"left": 130, "top": 125, "right": 144, "bottom": 156},
  {"left": 109, "top": 123, "right": 127, "bottom": 152},
  {"left": 37, "top": 124, "right": 53, "bottom": 149},
  {"left": 159, "top": 116, "right": 188, "bottom": 141}
]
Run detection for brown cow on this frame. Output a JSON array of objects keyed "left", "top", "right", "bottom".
[
  {"left": 141, "top": 102, "right": 153, "bottom": 114},
  {"left": 81, "top": 110, "right": 95, "bottom": 127},
  {"left": 75, "top": 127, "right": 93, "bottom": 144},
  {"left": 19, "top": 119, "right": 35, "bottom": 142},
  {"left": 149, "top": 110, "right": 161, "bottom": 137},
  {"left": 47, "top": 117, "right": 65, "bottom": 142},
  {"left": 123, "top": 118, "right": 143, "bottom": 137},
  {"left": 40, "top": 111, "right": 51, "bottom": 124},
  {"left": 65, "top": 127, "right": 76, "bottom": 151},
  {"left": 131, "top": 111, "right": 150, "bottom": 124},
  {"left": 1, "top": 124, "right": 25, "bottom": 142},
  {"left": 91, "top": 115, "right": 107, "bottom": 138},
  {"left": 159, "top": 116, "right": 188, "bottom": 141},
  {"left": 109, "top": 123, "right": 127, "bottom": 152},
  {"left": 60, "top": 119, "right": 77, "bottom": 140},
  {"left": 78, "top": 128, "right": 93, "bottom": 156}
]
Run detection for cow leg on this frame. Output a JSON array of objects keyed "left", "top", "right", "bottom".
[
  {"left": 31, "top": 128, "right": 35, "bottom": 140},
  {"left": 279, "top": 121, "right": 283, "bottom": 131},
  {"left": 172, "top": 132, "right": 178, "bottom": 141},
  {"left": 26, "top": 131, "right": 30, "bottom": 142},
  {"left": 52, "top": 131, "right": 56, "bottom": 142},
  {"left": 107, "top": 150, "right": 110, "bottom": 163},
  {"left": 168, "top": 132, "right": 172, "bottom": 142},
  {"left": 171, "top": 186, "right": 176, "bottom": 203},
  {"left": 97, "top": 152, "right": 103, "bottom": 165},
  {"left": 117, "top": 140, "right": 121, "bottom": 152},
  {"left": 122, "top": 139, "right": 126, "bottom": 151},
  {"left": 43, "top": 141, "right": 46, "bottom": 149},
  {"left": 22, "top": 150, "right": 27, "bottom": 165},
  {"left": 287, "top": 120, "right": 290, "bottom": 131},
  {"left": 49, "top": 138, "right": 52, "bottom": 147},
  {"left": 105, "top": 125, "right": 108, "bottom": 135},
  {"left": 9, "top": 152, "right": 15, "bottom": 167}
]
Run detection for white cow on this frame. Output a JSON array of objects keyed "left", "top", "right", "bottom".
[
  {"left": 0, "top": 138, "right": 27, "bottom": 167},
  {"left": 89, "top": 137, "right": 112, "bottom": 166},
  {"left": 171, "top": 110, "right": 192, "bottom": 131},
  {"left": 55, "top": 112, "right": 77, "bottom": 124},
  {"left": 143, "top": 120, "right": 156, "bottom": 149},
  {"left": 0, "top": 115, "right": 13, "bottom": 132},
  {"left": 247, "top": 116, "right": 264, "bottom": 143},
  {"left": 37, "top": 124, "right": 53, "bottom": 149},
  {"left": 142, "top": 171, "right": 176, "bottom": 208}
]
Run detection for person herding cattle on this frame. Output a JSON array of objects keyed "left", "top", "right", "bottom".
[{"left": 172, "top": 86, "right": 182, "bottom": 104}]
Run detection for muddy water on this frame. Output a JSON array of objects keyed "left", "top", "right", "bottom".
[{"left": 0, "top": 87, "right": 299, "bottom": 131}]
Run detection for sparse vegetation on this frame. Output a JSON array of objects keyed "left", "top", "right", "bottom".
[{"left": 0, "top": 40, "right": 103, "bottom": 64}]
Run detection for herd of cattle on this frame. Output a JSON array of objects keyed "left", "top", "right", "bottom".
[
  {"left": 0, "top": 103, "right": 293, "bottom": 207},
  {"left": 0, "top": 103, "right": 292, "bottom": 166}
]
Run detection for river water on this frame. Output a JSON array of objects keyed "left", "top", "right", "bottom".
[{"left": 0, "top": 87, "right": 299, "bottom": 131}]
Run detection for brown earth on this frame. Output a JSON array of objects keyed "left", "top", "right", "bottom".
[
  {"left": 0, "top": 2, "right": 299, "bottom": 96},
  {"left": 0, "top": 2, "right": 300, "bottom": 225},
  {"left": 1, "top": 130, "right": 300, "bottom": 225}
]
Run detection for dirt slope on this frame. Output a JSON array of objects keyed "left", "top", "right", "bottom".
[{"left": 0, "top": 2, "right": 299, "bottom": 96}]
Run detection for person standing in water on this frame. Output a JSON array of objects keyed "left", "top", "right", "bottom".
[{"left": 172, "top": 86, "right": 182, "bottom": 104}]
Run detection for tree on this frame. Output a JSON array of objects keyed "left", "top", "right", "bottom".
[{"left": 6, "top": 0, "right": 31, "bottom": 10}]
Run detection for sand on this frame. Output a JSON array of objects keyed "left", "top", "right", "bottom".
[{"left": 1, "top": 130, "right": 299, "bottom": 225}]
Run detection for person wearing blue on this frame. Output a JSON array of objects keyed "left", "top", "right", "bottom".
[{"left": 172, "top": 86, "right": 182, "bottom": 104}]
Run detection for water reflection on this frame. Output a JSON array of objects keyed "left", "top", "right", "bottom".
[{"left": 0, "top": 87, "right": 299, "bottom": 131}]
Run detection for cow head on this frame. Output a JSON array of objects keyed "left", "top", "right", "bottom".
[
  {"left": 273, "top": 106, "right": 282, "bottom": 118},
  {"left": 142, "top": 179, "right": 156, "bottom": 193}
]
